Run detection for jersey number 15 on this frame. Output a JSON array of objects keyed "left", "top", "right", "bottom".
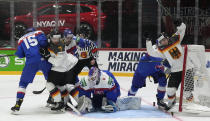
[{"left": 23, "top": 35, "right": 38, "bottom": 49}]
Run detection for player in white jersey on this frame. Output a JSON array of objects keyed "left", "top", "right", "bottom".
[
  {"left": 40, "top": 30, "right": 78, "bottom": 111},
  {"left": 146, "top": 20, "right": 194, "bottom": 110}
]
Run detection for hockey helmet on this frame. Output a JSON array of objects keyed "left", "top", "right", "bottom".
[
  {"left": 64, "top": 28, "right": 73, "bottom": 37},
  {"left": 25, "top": 27, "right": 36, "bottom": 33},
  {"left": 63, "top": 28, "right": 74, "bottom": 44},
  {"left": 49, "top": 29, "right": 62, "bottom": 44},
  {"left": 156, "top": 32, "right": 169, "bottom": 47},
  {"left": 88, "top": 67, "right": 101, "bottom": 87}
]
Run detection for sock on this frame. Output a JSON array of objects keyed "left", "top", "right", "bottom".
[
  {"left": 17, "top": 87, "right": 26, "bottom": 100},
  {"left": 157, "top": 86, "right": 166, "bottom": 99},
  {"left": 50, "top": 87, "right": 61, "bottom": 102},
  {"left": 128, "top": 86, "right": 138, "bottom": 96}
]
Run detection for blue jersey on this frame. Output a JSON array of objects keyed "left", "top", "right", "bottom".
[
  {"left": 136, "top": 54, "right": 164, "bottom": 77},
  {"left": 128, "top": 54, "right": 167, "bottom": 99},
  {"left": 15, "top": 30, "right": 48, "bottom": 64},
  {"left": 77, "top": 70, "right": 120, "bottom": 102}
]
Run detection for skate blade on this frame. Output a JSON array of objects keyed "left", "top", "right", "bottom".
[
  {"left": 45, "top": 104, "right": 56, "bottom": 108},
  {"left": 51, "top": 108, "right": 65, "bottom": 113}
]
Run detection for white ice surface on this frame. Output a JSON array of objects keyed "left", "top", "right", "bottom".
[{"left": 0, "top": 75, "right": 210, "bottom": 121}]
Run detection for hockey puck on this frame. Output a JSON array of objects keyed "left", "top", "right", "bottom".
[{"left": 153, "top": 102, "right": 156, "bottom": 106}]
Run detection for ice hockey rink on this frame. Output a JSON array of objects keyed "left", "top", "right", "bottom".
[{"left": 1, "top": 75, "right": 210, "bottom": 121}]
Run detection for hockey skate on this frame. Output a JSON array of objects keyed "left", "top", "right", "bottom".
[
  {"left": 165, "top": 99, "right": 176, "bottom": 111},
  {"left": 11, "top": 99, "right": 23, "bottom": 113},
  {"left": 46, "top": 95, "right": 56, "bottom": 108},
  {"left": 51, "top": 101, "right": 65, "bottom": 112},
  {"left": 156, "top": 97, "right": 168, "bottom": 110}
]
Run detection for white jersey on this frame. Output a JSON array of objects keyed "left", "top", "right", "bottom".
[
  {"left": 48, "top": 48, "right": 78, "bottom": 72},
  {"left": 146, "top": 23, "right": 193, "bottom": 72},
  {"left": 65, "top": 38, "right": 77, "bottom": 54},
  {"left": 79, "top": 71, "right": 116, "bottom": 92}
]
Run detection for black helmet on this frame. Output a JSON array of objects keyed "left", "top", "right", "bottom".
[
  {"left": 48, "top": 29, "right": 63, "bottom": 43},
  {"left": 156, "top": 32, "right": 169, "bottom": 47}
]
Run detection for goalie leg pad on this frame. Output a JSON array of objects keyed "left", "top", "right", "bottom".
[
  {"left": 116, "top": 96, "right": 141, "bottom": 111},
  {"left": 76, "top": 96, "right": 93, "bottom": 114}
]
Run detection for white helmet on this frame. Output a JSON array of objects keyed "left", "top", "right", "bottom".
[{"left": 88, "top": 67, "right": 100, "bottom": 88}]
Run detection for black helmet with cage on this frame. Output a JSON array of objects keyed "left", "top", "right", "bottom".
[{"left": 48, "top": 29, "right": 63, "bottom": 44}]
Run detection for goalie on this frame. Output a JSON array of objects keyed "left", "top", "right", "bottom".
[{"left": 75, "top": 67, "right": 141, "bottom": 113}]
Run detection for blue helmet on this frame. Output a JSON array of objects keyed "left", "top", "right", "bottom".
[{"left": 63, "top": 29, "right": 73, "bottom": 37}]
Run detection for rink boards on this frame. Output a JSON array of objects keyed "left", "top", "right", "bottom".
[{"left": 1, "top": 48, "right": 210, "bottom": 77}]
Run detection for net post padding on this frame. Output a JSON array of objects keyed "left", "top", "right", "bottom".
[{"left": 179, "top": 45, "right": 188, "bottom": 112}]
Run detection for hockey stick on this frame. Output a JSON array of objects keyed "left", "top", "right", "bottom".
[
  {"left": 67, "top": 95, "right": 81, "bottom": 115},
  {"left": 32, "top": 87, "right": 46, "bottom": 94},
  {"left": 157, "top": 0, "right": 177, "bottom": 32},
  {"left": 108, "top": 54, "right": 164, "bottom": 63},
  {"left": 157, "top": 0, "right": 173, "bottom": 18}
]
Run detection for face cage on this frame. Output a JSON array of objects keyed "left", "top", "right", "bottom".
[
  {"left": 88, "top": 71, "right": 100, "bottom": 86},
  {"left": 64, "top": 34, "right": 73, "bottom": 43}
]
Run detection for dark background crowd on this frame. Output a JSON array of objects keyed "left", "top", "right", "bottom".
[{"left": 0, "top": 0, "right": 209, "bottom": 49}]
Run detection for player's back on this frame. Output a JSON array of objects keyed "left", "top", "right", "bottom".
[
  {"left": 16, "top": 30, "right": 48, "bottom": 64},
  {"left": 137, "top": 55, "right": 163, "bottom": 76}
]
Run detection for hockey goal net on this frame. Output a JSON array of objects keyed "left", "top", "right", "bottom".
[{"left": 173, "top": 45, "right": 210, "bottom": 114}]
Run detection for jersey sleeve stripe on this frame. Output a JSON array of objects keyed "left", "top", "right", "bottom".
[
  {"left": 91, "top": 48, "right": 97, "bottom": 53},
  {"left": 66, "top": 46, "right": 76, "bottom": 54}
]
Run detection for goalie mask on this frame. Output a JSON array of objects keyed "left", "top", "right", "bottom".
[
  {"left": 156, "top": 32, "right": 169, "bottom": 47},
  {"left": 88, "top": 67, "right": 101, "bottom": 88}
]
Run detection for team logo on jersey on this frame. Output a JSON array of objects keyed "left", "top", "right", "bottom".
[
  {"left": 94, "top": 90, "right": 104, "bottom": 95},
  {"left": 0, "top": 55, "right": 10, "bottom": 68},
  {"left": 81, "top": 52, "right": 87, "bottom": 58}
]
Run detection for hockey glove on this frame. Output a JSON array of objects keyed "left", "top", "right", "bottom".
[
  {"left": 39, "top": 48, "right": 51, "bottom": 60},
  {"left": 101, "top": 100, "right": 118, "bottom": 113},
  {"left": 144, "top": 31, "right": 152, "bottom": 41},
  {"left": 162, "top": 59, "right": 171, "bottom": 68},
  {"left": 174, "top": 18, "right": 182, "bottom": 27}
]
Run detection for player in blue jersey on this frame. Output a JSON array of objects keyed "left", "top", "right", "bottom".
[
  {"left": 128, "top": 53, "right": 170, "bottom": 110},
  {"left": 11, "top": 28, "right": 52, "bottom": 112},
  {"left": 76, "top": 67, "right": 120, "bottom": 113},
  {"left": 75, "top": 67, "right": 141, "bottom": 113}
]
